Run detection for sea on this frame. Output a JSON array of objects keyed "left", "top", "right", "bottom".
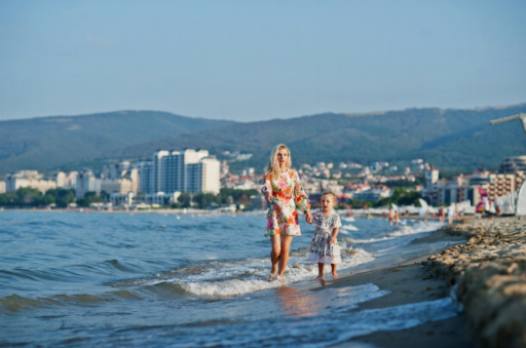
[{"left": 0, "top": 210, "right": 461, "bottom": 347}]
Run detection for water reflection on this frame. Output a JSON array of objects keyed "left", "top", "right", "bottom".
[{"left": 276, "top": 286, "right": 321, "bottom": 317}]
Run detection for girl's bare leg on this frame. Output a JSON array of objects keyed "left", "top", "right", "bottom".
[
  {"left": 278, "top": 235, "right": 293, "bottom": 276},
  {"left": 270, "top": 235, "right": 281, "bottom": 276},
  {"left": 317, "top": 263, "right": 324, "bottom": 278},
  {"left": 331, "top": 264, "right": 338, "bottom": 279}
]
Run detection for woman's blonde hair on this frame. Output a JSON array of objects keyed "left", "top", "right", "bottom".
[{"left": 267, "top": 144, "right": 292, "bottom": 177}]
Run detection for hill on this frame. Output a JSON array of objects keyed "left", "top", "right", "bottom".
[
  {"left": 1, "top": 105, "right": 526, "bottom": 175},
  {"left": 0, "top": 110, "right": 235, "bottom": 174}
]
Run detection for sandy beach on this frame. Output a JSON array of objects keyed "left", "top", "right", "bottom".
[
  {"left": 426, "top": 216, "right": 526, "bottom": 348},
  {"left": 329, "top": 215, "right": 526, "bottom": 348},
  {"left": 329, "top": 255, "right": 475, "bottom": 347}
]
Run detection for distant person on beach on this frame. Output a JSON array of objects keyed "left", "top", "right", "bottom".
[
  {"left": 438, "top": 207, "right": 445, "bottom": 223},
  {"left": 388, "top": 206, "right": 394, "bottom": 224},
  {"left": 447, "top": 203, "right": 456, "bottom": 225},
  {"left": 308, "top": 192, "right": 342, "bottom": 280},
  {"left": 262, "top": 144, "right": 312, "bottom": 281},
  {"left": 388, "top": 204, "right": 400, "bottom": 225}
]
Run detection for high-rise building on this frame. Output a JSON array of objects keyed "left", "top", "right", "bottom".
[
  {"left": 137, "top": 162, "right": 153, "bottom": 194},
  {"left": 138, "top": 149, "right": 220, "bottom": 195},
  {"left": 424, "top": 168, "right": 439, "bottom": 187}
]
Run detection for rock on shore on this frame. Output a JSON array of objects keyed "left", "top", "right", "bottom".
[{"left": 425, "top": 217, "right": 526, "bottom": 348}]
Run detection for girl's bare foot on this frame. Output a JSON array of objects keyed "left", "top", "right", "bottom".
[
  {"left": 332, "top": 272, "right": 338, "bottom": 279},
  {"left": 268, "top": 272, "right": 278, "bottom": 281}
]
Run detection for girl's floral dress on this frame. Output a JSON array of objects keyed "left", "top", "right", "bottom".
[
  {"left": 308, "top": 211, "right": 342, "bottom": 264},
  {"left": 262, "top": 169, "right": 310, "bottom": 237}
]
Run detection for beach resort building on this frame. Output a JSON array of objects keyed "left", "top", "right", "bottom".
[
  {"left": 487, "top": 172, "right": 525, "bottom": 201},
  {"left": 5, "top": 170, "right": 57, "bottom": 193},
  {"left": 75, "top": 170, "right": 101, "bottom": 198},
  {"left": 138, "top": 149, "right": 221, "bottom": 196},
  {"left": 500, "top": 156, "right": 526, "bottom": 173},
  {"left": 55, "top": 171, "right": 78, "bottom": 189},
  {"left": 0, "top": 180, "right": 5, "bottom": 193}
]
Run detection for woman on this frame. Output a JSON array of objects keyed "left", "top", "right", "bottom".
[{"left": 262, "top": 144, "right": 312, "bottom": 281}]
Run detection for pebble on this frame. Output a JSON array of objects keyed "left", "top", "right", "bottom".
[{"left": 424, "top": 217, "right": 526, "bottom": 348}]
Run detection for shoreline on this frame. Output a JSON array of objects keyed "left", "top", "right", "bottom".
[
  {"left": 425, "top": 216, "right": 526, "bottom": 348},
  {"left": 331, "top": 260, "right": 475, "bottom": 348},
  {"left": 0, "top": 207, "right": 266, "bottom": 216},
  {"left": 315, "top": 227, "right": 477, "bottom": 347}
]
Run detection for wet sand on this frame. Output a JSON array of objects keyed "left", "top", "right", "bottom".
[{"left": 328, "top": 236, "right": 476, "bottom": 347}]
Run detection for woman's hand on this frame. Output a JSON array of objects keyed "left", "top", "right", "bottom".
[
  {"left": 264, "top": 192, "right": 274, "bottom": 205},
  {"left": 330, "top": 236, "right": 337, "bottom": 245},
  {"left": 305, "top": 210, "right": 313, "bottom": 224}
]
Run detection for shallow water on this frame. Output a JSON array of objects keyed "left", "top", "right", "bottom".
[{"left": 1, "top": 211, "right": 458, "bottom": 347}]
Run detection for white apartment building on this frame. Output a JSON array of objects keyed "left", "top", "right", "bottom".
[
  {"left": 5, "top": 170, "right": 57, "bottom": 193},
  {"left": 56, "top": 171, "right": 78, "bottom": 189},
  {"left": 101, "top": 178, "right": 134, "bottom": 195},
  {"left": 99, "top": 162, "right": 139, "bottom": 195},
  {"left": 76, "top": 170, "right": 101, "bottom": 198},
  {"left": 0, "top": 180, "right": 5, "bottom": 193},
  {"left": 139, "top": 149, "right": 220, "bottom": 195},
  {"left": 187, "top": 157, "right": 221, "bottom": 194},
  {"left": 500, "top": 156, "right": 526, "bottom": 173}
]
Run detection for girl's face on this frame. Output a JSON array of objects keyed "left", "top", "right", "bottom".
[
  {"left": 320, "top": 195, "right": 334, "bottom": 211},
  {"left": 276, "top": 149, "right": 289, "bottom": 167}
]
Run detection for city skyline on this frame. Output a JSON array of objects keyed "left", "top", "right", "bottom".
[{"left": 1, "top": 1, "right": 525, "bottom": 121}]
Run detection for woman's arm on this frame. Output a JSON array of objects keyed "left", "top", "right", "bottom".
[
  {"left": 293, "top": 170, "right": 312, "bottom": 222},
  {"left": 261, "top": 173, "right": 273, "bottom": 204}
]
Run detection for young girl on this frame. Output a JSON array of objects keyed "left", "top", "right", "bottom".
[{"left": 308, "top": 192, "right": 342, "bottom": 279}]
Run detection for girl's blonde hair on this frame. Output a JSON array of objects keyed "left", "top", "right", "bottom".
[
  {"left": 321, "top": 191, "right": 337, "bottom": 205},
  {"left": 267, "top": 144, "right": 292, "bottom": 177}
]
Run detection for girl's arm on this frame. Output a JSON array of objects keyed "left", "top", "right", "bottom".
[
  {"left": 331, "top": 215, "right": 342, "bottom": 244},
  {"left": 330, "top": 227, "right": 340, "bottom": 244}
]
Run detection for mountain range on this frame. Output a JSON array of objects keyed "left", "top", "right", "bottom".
[{"left": 1, "top": 104, "right": 526, "bottom": 176}]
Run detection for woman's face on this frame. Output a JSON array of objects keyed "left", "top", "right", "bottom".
[{"left": 276, "top": 148, "right": 289, "bottom": 167}]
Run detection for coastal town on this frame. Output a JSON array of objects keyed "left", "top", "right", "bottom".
[{"left": 1, "top": 148, "right": 525, "bottom": 216}]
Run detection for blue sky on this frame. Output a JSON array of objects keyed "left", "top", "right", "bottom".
[{"left": 1, "top": 0, "right": 525, "bottom": 121}]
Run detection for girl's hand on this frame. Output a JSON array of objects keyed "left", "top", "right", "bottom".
[
  {"left": 330, "top": 236, "right": 337, "bottom": 245},
  {"left": 305, "top": 210, "right": 313, "bottom": 224}
]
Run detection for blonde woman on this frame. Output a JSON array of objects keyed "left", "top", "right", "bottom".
[{"left": 262, "top": 144, "right": 312, "bottom": 281}]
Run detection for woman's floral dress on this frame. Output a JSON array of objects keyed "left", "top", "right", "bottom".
[{"left": 262, "top": 169, "right": 310, "bottom": 237}]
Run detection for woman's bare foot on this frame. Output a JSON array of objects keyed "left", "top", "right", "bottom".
[
  {"left": 268, "top": 272, "right": 278, "bottom": 281},
  {"left": 332, "top": 272, "right": 338, "bottom": 279}
]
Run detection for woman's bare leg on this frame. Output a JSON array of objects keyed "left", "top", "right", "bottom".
[
  {"left": 278, "top": 235, "right": 293, "bottom": 276},
  {"left": 270, "top": 234, "right": 281, "bottom": 276}
]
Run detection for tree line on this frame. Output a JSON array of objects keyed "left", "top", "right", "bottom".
[{"left": 0, "top": 187, "right": 420, "bottom": 210}]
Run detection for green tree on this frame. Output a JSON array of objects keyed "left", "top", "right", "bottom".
[
  {"left": 77, "top": 191, "right": 103, "bottom": 207},
  {"left": 16, "top": 187, "right": 44, "bottom": 207},
  {"left": 178, "top": 193, "right": 192, "bottom": 208},
  {"left": 45, "top": 188, "right": 76, "bottom": 208},
  {"left": 193, "top": 193, "right": 218, "bottom": 209}
]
